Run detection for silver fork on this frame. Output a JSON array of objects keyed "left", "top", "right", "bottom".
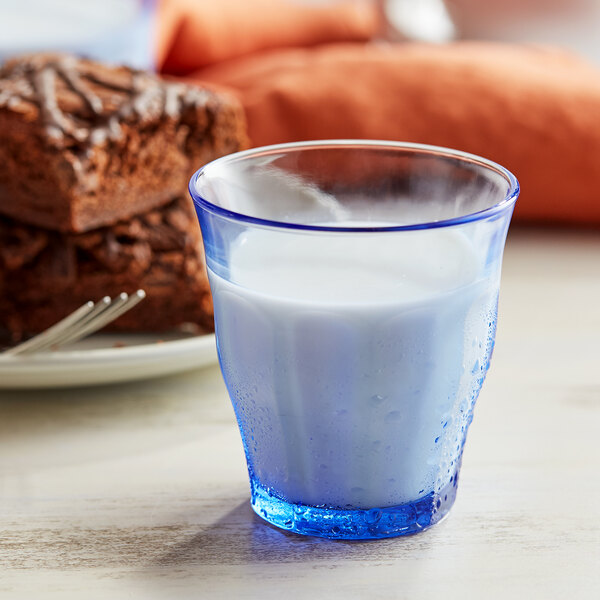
[{"left": 4, "top": 290, "right": 146, "bottom": 357}]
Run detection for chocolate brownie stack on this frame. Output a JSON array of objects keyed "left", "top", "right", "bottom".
[{"left": 0, "top": 54, "right": 248, "bottom": 342}]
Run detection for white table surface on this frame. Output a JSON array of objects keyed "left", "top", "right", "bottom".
[{"left": 1, "top": 227, "right": 599, "bottom": 599}]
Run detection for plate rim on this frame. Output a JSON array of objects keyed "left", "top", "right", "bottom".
[
  {"left": 0, "top": 333, "right": 218, "bottom": 389},
  {"left": 0, "top": 333, "right": 216, "bottom": 365}
]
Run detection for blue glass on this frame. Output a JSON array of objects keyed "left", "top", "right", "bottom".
[
  {"left": 249, "top": 468, "right": 461, "bottom": 539},
  {"left": 190, "top": 141, "right": 518, "bottom": 540}
]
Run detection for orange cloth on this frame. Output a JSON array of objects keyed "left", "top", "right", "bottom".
[
  {"left": 155, "top": 0, "right": 600, "bottom": 225},
  {"left": 193, "top": 42, "right": 600, "bottom": 226},
  {"left": 156, "top": 0, "right": 379, "bottom": 74}
]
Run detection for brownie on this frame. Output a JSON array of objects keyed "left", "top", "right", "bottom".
[
  {"left": 0, "top": 53, "right": 247, "bottom": 232},
  {"left": 0, "top": 196, "right": 214, "bottom": 343}
]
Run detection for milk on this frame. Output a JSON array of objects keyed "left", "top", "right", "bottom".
[{"left": 209, "top": 226, "right": 498, "bottom": 509}]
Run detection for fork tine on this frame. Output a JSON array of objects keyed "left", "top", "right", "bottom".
[
  {"left": 58, "top": 293, "right": 129, "bottom": 346},
  {"left": 5, "top": 301, "right": 95, "bottom": 356},
  {"left": 30, "top": 296, "right": 112, "bottom": 354},
  {"left": 80, "top": 290, "right": 146, "bottom": 335},
  {"left": 5, "top": 290, "right": 147, "bottom": 357},
  {"left": 42, "top": 290, "right": 147, "bottom": 350}
]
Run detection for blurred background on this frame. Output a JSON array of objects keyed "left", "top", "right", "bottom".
[
  {"left": 385, "top": 0, "right": 600, "bottom": 65},
  {"left": 0, "top": 0, "right": 156, "bottom": 69},
  {"left": 1, "top": 0, "right": 599, "bottom": 69}
]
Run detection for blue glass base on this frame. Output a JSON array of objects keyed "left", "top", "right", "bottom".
[{"left": 250, "top": 474, "right": 459, "bottom": 539}]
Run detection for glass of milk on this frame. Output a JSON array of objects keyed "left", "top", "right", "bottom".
[{"left": 189, "top": 140, "right": 519, "bottom": 539}]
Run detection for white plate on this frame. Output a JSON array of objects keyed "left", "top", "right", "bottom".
[{"left": 0, "top": 332, "right": 217, "bottom": 389}]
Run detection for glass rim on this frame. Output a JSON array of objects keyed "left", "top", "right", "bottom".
[{"left": 188, "top": 140, "right": 520, "bottom": 232}]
